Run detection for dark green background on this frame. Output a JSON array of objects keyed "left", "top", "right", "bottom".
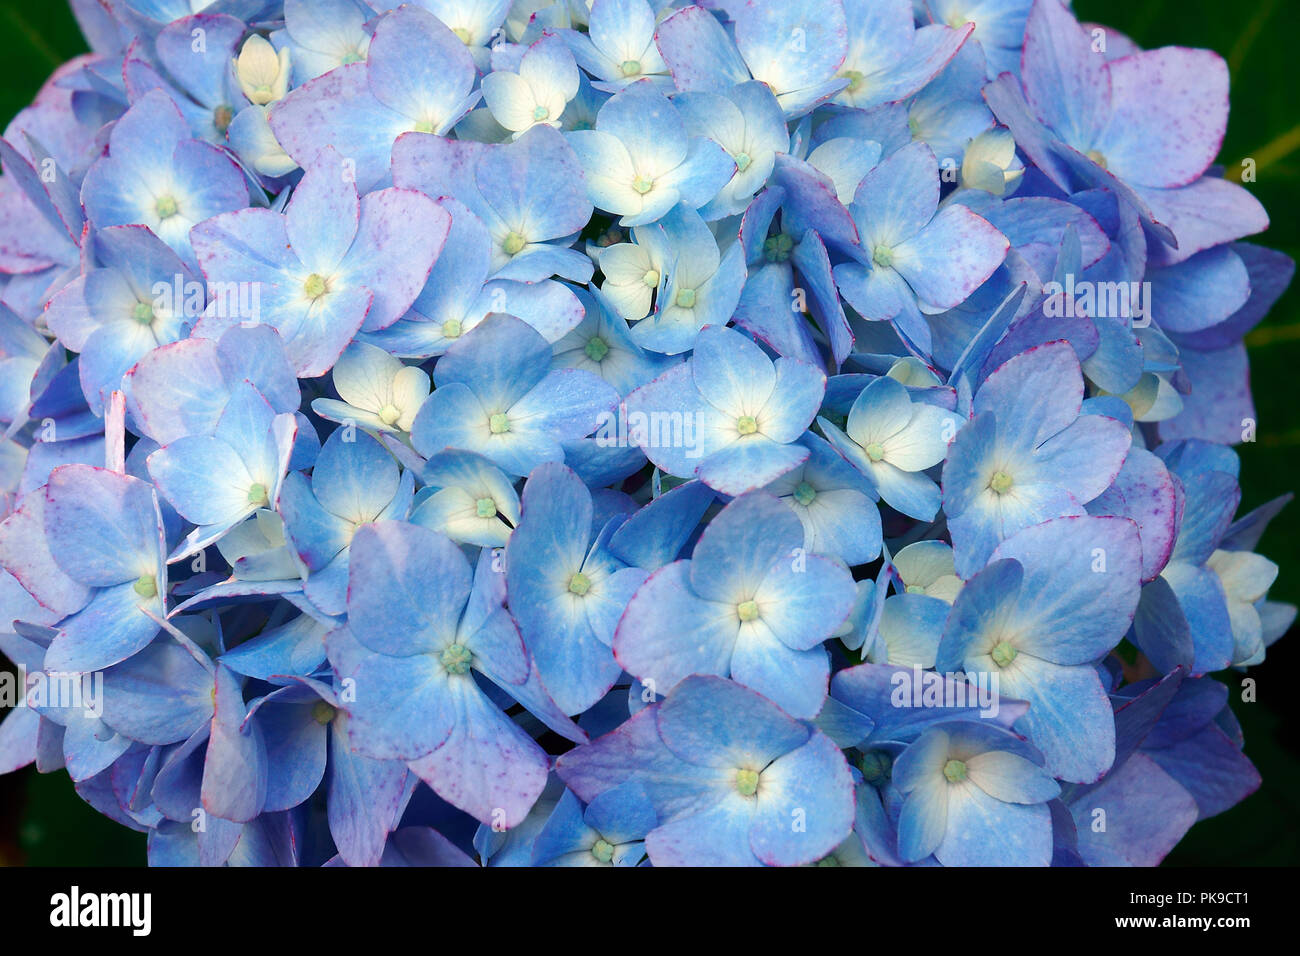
[{"left": 0, "top": 0, "right": 1296, "bottom": 866}]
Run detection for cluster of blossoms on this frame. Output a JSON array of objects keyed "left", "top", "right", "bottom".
[{"left": 0, "top": 0, "right": 1292, "bottom": 867}]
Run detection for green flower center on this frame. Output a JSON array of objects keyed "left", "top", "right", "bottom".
[
  {"left": 859, "top": 750, "right": 892, "bottom": 784},
  {"left": 1086, "top": 149, "right": 1108, "bottom": 170},
  {"left": 247, "top": 483, "right": 269, "bottom": 506},
  {"left": 311, "top": 700, "right": 336, "bottom": 725},
  {"left": 568, "top": 571, "right": 592, "bottom": 596},
  {"left": 475, "top": 497, "right": 497, "bottom": 519},
  {"left": 440, "top": 643, "right": 473, "bottom": 675},
  {"left": 341, "top": 50, "right": 364, "bottom": 65},
  {"left": 213, "top": 104, "right": 234, "bottom": 133},
  {"left": 735, "top": 768, "right": 760, "bottom": 796},
  {"left": 736, "top": 415, "right": 758, "bottom": 435},
  {"left": 619, "top": 59, "right": 641, "bottom": 77},
  {"left": 943, "top": 759, "right": 967, "bottom": 784},
  {"left": 991, "top": 640, "right": 1018, "bottom": 668},
  {"left": 585, "top": 337, "right": 610, "bottom": 362},
  {"left": 442, "top": 318, "right": 462, "bottom": 339},
  {"left": 632, "top": 175, "right": 654, "bottom": 195},
  {"left": 905, "top": 584, "right": 926, "bottom": 595},
  {"left": 641, "top": 268, "right": 660, "bottom": 288},
  {"left": 531, "top": 105, "right": 549, "bottom": 122},
  {"left": 132, "top": 574, "right": 158, "bottom": 599},
  {"left": 872, "top": 244, "right": 894, "bottom": 268},
  {"left": 734, "top": 151, "right": 752, "bottom": 172},
  {"left": 842, "top": 69, "right": 864, "bottom": 93},
  {"left": 816, "top": 855, "right": 841, "bottom": 867},
  {"left": 591, "top": 838, "right": 615, "bottom": 863},
  {"left": 489, "top": 413, "right": 511, "bottom": 434},
  {"left": 675, "top": 288, "right": 697, "bottom": 310},
  {"left": 453, "top": 27, "right": 473, "bottom": 45},
  {"left": 989, "top": 470, "right": 1014, "bottom": 494},
  {"left": 132, "top": 301, "right": 155, "bottom": 325},
  {"left": 303, "top": 273, "right": 328, "bottom": 300},
  {"left": 155, "top": 195, "right": 179, "bottom": 219},
  {"left": 378, "top": 404, "right": 401, "bottom": 426},
  {"left": 737, "top": 599, "right": 759, "bottom": 622},
  {"left": 793, "top": 481, "right": 817, "bottom": 507},
  {"left": 502, "top": 232, "right": 527, "bottom": 255},
  {"left": 764, "top": 233, "right": 795, "bottom": 262},
  {"left": 864, "top": 441, "right": 885, "bottom": 462}
]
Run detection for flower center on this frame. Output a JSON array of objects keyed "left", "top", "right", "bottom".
[
  {"left": 737, "top": 599, "right": 759, "bottom": 622},
  {"left": 632, "top": 175, "right": 654, "bottom": 195},
  {"left": 489, "top": 413, "right": 511, "bottom": 434},
  {"left": 989, "top": 470, "right": 1014, "bottom": 494},
  {"left": 1086, "top": 149, "right": 1108, "bottom": 170},
  {"left": 247, "top": 482, "right": 269, "bottom": 506},
  {"left": 132, "top": 301, "right": 155, "bottom": 325},
  {"left": 943, "top": 759, "right": 967, "bottom": 783},
  {"left": 842, "top": 69, "right": 865, "bottom": 93},
  {"left": 442, "top": 318, "right": 462, "bottom": 339},
  {"left": 440, "top": 643, "right": 473, "bottom": 675},
  {"left": 585, "top": 337, "right": 610, "bottom": 362},
  {"left": 763, "top": 233, "right": 794, "bottom": 262},
  {"left": 453, "top": 27, "right": 473, "bottom": 45},
  {"left": 132, "top": 574, "right": 158, "bottom": 599},
  {"left": 859, "top": 750, "right": 892, "bottom": 785},
  {"left": 735, "top": 768, "right": 760, "bottom": 796},
  {"left": 531, "top": 105, "right": 549, "bottom": 122},
  {"left": 502, "top": 232, "right": 527, "bottom": 255},
  {"left": 736, "top": 415, "right": 758, "bottom": 435},
  {"left": 675, "top": 287, "right": 697, "bottom": 309},
  {"left": 619, "top": 59, "right": 641, "bottom": 77},
  {"left": 817, "top": 855, "right": 841, "bottom": 867},
  {"left": 155, "top": 195, "right": 179, "bottom": 220},
  {"left": 905, "top": 583, "right": 926, "bottom": 595},
  {"left": 864, "top": 441, "right": 885, "bottom": 462},
  {"left": 641, "top": 268, "right": 660, "bottom": 288},
  {"left": 568, "top": 571, "right": 592, "bottom": 596},
  {"left": 213, "top": 104, "right": 234, "bottom": 134},
  {"left": 378, "top": 404, "right": 401, "bottom": 426},
  {"left": 341, "top": 50, "right": 364, "bottom": 65},
  {"left": 991, "top": 640, "right": 1018, "bottom": 668},
  {"left": 591, "top": 838, "right": 616, "bottom": 862},
  {"left": 475, "top": 497, "right": 497, "bottom": 519},
  {"left": 872, "top": 244, "right": 894, "bottom": 268},
  {"left": 793, "top": 481, "right": 817, "bottom": 506},
  {"left": 311, "top": 700, "right": 336, "bottom": 725},
  {"left": 303, "top": 273, "right": 328, "bottom": 300},
  {"left": 734, "top": 151, "right": 752, "bottom": 172}
]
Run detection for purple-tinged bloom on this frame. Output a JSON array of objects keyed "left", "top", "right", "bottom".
[
  {"left": 506, "top": 463, "right": 646, "bottom": 715},
  {"left": 270, "top": 5, "right": 479, "bottom": 192},
  {"left": 409, "top": 314, "right": 618, "bottom": 478},
  {"left": 80, "top": 90, "right": 247, "bottom": 268},
  {"left": 38, "top": 465, "right": 167, "bottom": 673},
  {"left": 937, "top": 515, "right": 1143, "bottom": 782},
  {"left": 623, "top": 324, "right": 825, "bottom": 495},
  {"left": 326, "top": 522, "right": 550, "bottom": 827},
  {"left": 834, "top": 0, "right": 972, "bottom": 111},
  {"left": 942, "top": 341, "right": 1132, "bottom": 576},
  {"left": 147, "top": 381, "right": 297, "bottom": 561},
  {"left": 191, "top": 149, "right": 449, "bottom": 377},
  {"left": 558, "top": 675, "right": 856, "bottom": 866},
  {"left": 833, "top": 142, "right": 1008, "bottom": 355},
  {"left": 894, "top": 720, "right": 1057, "bottom": 865},
  {"left": 532, "top": 784, "right": 655, "bottom": 866},
  {"left": 818, "top": 374, "right": 954, "bottom": 522},
  {"left": 563, "top": 0, "right": 672, "bottom": 92},
  {"left": 614, "top": 491, "right": 856, "bottom": 719},
  {"left": 656, "top": 2, "right": 849, "bottom": 118},
  {"left": 45, "top": 225, "right": 197, "bottom": 415},
  {"left": 392, "top": 124, "right": 594, "bottom": 283},
  {"left": 567, "top": 84, "right": 735, "bottom": 227}
]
